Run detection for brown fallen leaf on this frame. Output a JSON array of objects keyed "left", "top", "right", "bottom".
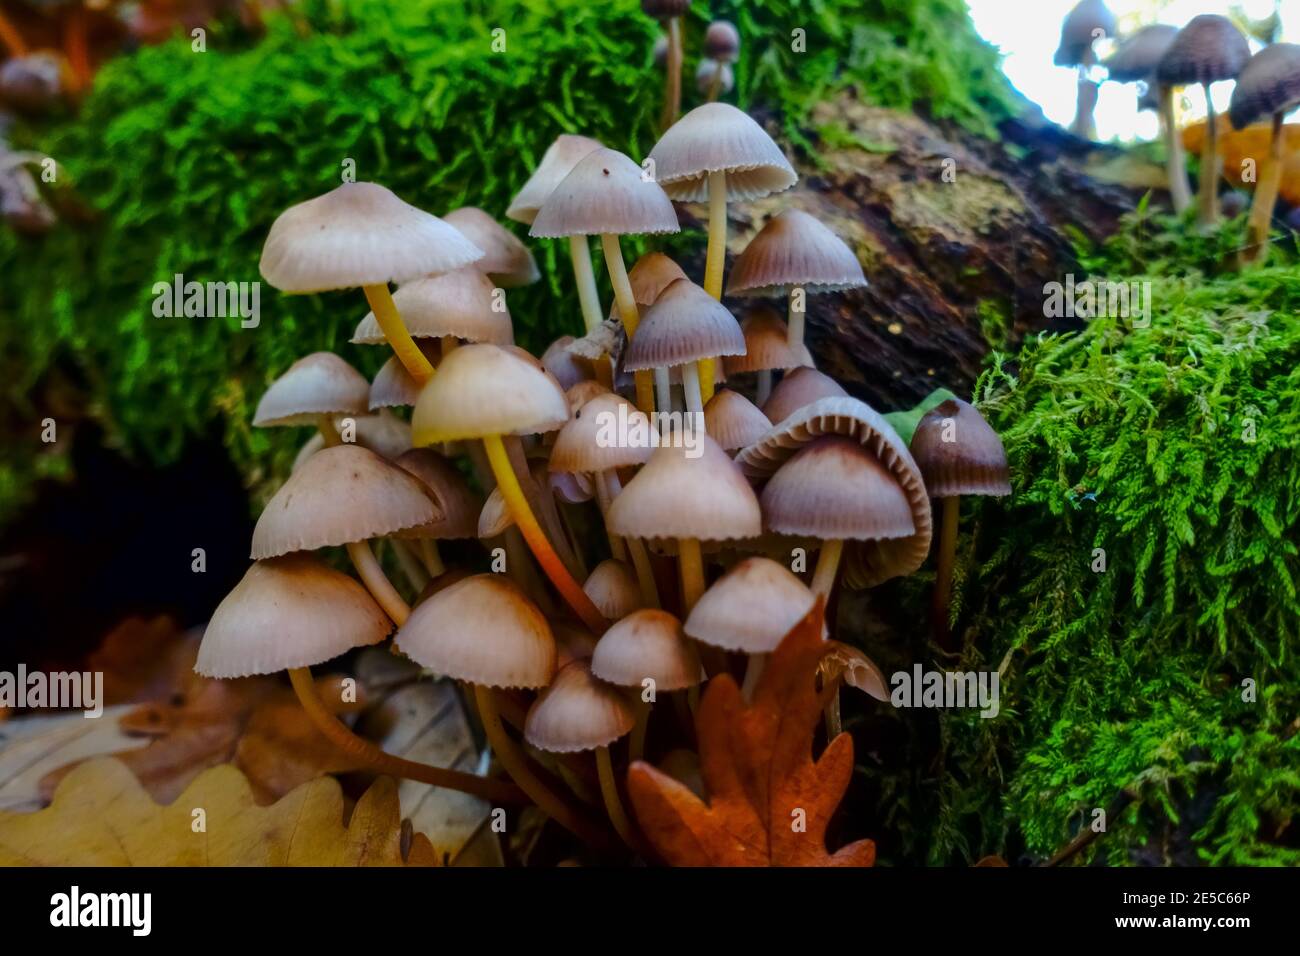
[
  {"left": 628, "top": 600, "right": 876, "bottom": 867},
  {"left": 88, "top": 615, "right": 197, "bottom": 707},
  {"left": 0, "top": 758, "right": 434, "bottom": 866}
]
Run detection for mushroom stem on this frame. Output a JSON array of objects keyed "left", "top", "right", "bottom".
[
  {"left": 706, "top": 58, "right": 724, "bottom": 102},
  {"left": 483, "top": 433, "right": 608, "bottom": 634},
  {"left": 811, "top": 539, "right": 844, "bottom": 597},
  {"left": 681, "top": 362, "right": 706, "bottom": 424},
  {"left": 474, "top": 684, "right": 612, "bottom": 848},
  {"left": 1159, "top": 84, "right": 1192, "bottom": 214},
  {"left": 629, "top": 697, "right": 650, "bottom": 761},
  {"left": 418, "top": 538, "right": 445, "bottom": 578},
  {"left": 654, "top": 368, "right": 673, "bottom": 421},
  {"left": 601, "top": 233, "right": 657, "bottom": 415},
  {"left": 362, "top": 284, "right": 434, "bottom": 384},
  {"left": 678, "top": 536, "right": 706, "bottom": 613},
  {"left": 345, "top": 540, "right": 411, "bottom": 627},
  {"left": 593, "top": 472, "right": 628, "bottom": 561},
  {"left": 741, "top": 653, "right": 768, "bottom": 701},
  {"left": 390, "top": 539, "right": 429, "bottom": 593},
  {"left": 661, "top": 17, "right": 683, "bottom": 130},
  {"left": 1244, "top": 111, "right": 1285, "bottom": 263},
  {"left": 441, "top": 335, "right": 459, "bottom": 358},
  {"left": 317, "top": 415, "right": 342, "bottom": 447},
  {"left": 1198, "top": 86, "right": 1221, "bottom": 227},
  {"left": 568, "top": 235, "right": 605, "bottom": 334},
  {"left": 287, "top": 667, "right": 525, "bottom": 805},
  {"left": 1070, "top": 62, "right": 1100, "bottom": 140},
  {"left": 603, "top": 470, "right": 659, "bottom": 606},
  {"left": 595, "top": 745, "right": 639, "bottom": 851},
  {"left": 755, "top": 369, "right": 773, "bottom": 406},
  {"left": 931, "top": 495, "right": 960, "bottom": 648},
  {"left": 787, "top": 289, "right": 806, "bottom": 349},
  {"left": 699, "top": 169, "right": 729, "bottom": 403}
]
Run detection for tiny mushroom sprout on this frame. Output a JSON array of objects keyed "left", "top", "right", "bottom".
[
  {"left": 1054, "top": 0, "right": 1117, "bottom": 140},
  {"left": 392, "top": 448, "right": 484, "bottom": 578},
  {"left": 542, "top": 336, "right": 593, "bottom": 391},
  {"left": 909, "top": 398, "right": 1010, "bottom": 649},
  {"left": 395, "top": 574, "right": 607, "bottom": 847},
  {"left": 196, "top": 555, "right": 521, "bottom": 805},
  {"left": 642, "top": 0, "right": 692, "bottom": 128},
  {"left": 252, "top": 351, "right": 370, "bottom": 447},
  {"left": 506, "top": 133, "right": 605, "bottom": 333},
  {"left": 259, "top": 181, "right": 482, "bottom": 385},
  {"left": 531, "top": 147, "right": 680, "bottom": 416},
  {"left": 443, "top": 206, "right": 540, "bottom": 288},
  {"left": 292, "top": 408, "right": 412, "bottom": 470},
  {"left": 410, "top": 343, "right": 608, "bottom": 635},
  {"left": 1230, "top": 43, "right": 1300, "bottom": 263},
  {"left": 702, "top": 20, "right": 740, "bottom": 102},
  {"left": 583, "top": 559, "right": 645, "bottom": 622},
  {"left": 1157, "top": 15, "right": 1252, "bottom": 228},
  {"left": 1105, "top": 25, "right": 1187, "bottom": 212},
  {"left": 607, "top": 435, "right": 762, "bottom": 615},
  {"left": 726, "top": 208, "right": 867, "bottom": 357},
  {"left": 703, "top": 387, "right": 772, "bottom": 455},
  {"left": 368, "top": 341, "right": 441, "bottom": 412},
  {"left": 760, "top": 365, "right": 848, "bottom": 425},
  {"left": 725, "top": 308, "right": 814, "bottom": 405},
  {"left": 622, "top": 276, "right": 747, "bottom": 423},
  {"left": 696, "top": 59, "right": 733, "bottom": 100},
  {"left": 649, "top": 102, "right": 798, "bottom": 400}
]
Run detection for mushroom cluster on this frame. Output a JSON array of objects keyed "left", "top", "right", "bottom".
[{"left": 197, "top": 27, "right": 1012, "bottom": 857}]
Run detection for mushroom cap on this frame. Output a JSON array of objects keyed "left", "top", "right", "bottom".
[
  {"left": 726, "top": 209, "right": 867, "bottom": 296},
  {"left": 252, "top": 444, "right": 442, "bottom": 559},
  {"left": 443, "top": 206, "right": 540, "bottom": 287},
  {"left": 592, "top": 609, "right": 702, "bottom": 691},
  {"left": 530, "top": 147, "right": 680, "bottom": 239},
  {"left": 606, "top": 435, "right": 762, "bottom": 542},
  {"left": 541, "top": 336, "right": 591, "bottom": 391},
  {"left": 553, "top": 620, "right": 599, "bottom": 669},
  {"left": 607, "top": 252, "right": 688, "bottom": 320},
  {"left": 196, "top": 555, "right": 391, "bottom": 678},
  {"left": 695, "top": 60, "right": 735, "bottom": 97},
  {"left": 761, "top": 436, "right": 915, "bottom": 541},
  {"left": 583, "top": 559, "right": 645, "bottom": 621},
  {"left": 737, "top": 395, "right": 931, "bottom": 587},
  {"left": 566, "top": 379, "right": 612, "bottom": 413},
  {"left": 622, "top": 277, "right": 747, "bottom": 370},
  {"left": 1157, "top": 15, "right": 1251, "bottom": 87},
  {"left": 411, "top": 343, "right": 569, "bottom": 443},
  {"left": 549, "top": 391, "right": 654, "bottom": 472},
  {"left": 524, "top": 661, "right": 634, "bottom": 753},
  {"left": 704, "top": 20, "right": 740, "bottom": 62},
  {"left": 395, "top": 574, "right": 556, "bottom": 688},
  {"left": 725, "top": 309, "right": 814, "bottom": 374},
  {"left": 641, "top": 0, "right": 691, "bottom": 17},
  {"left": 704, "top": 388, "right": 772, "bottom": 452},
  {"left": 683, "top": 556, "right": 816, "bottom": 653},
  {"left": 648, "top": 103, "right": 797, "bottom": 202},
  {"left": 1054, "top": 0, "right": 1117, "bottom": 67},
  {"left": 761, "top": 366, "right": 848, "bottom": 424},
  {"left": 506, "top": 134, "right": 604, "bottom": 225},
  {"left": 351, "top": 269, "right": 513, "bottom": 346},
  {"left": 477, "top": 486, "right": 513, "bottom": 538},
  {"left": 909, "top": 398, "right": 1011, "bottom": 498},
  {"left": 368, "top": 342, "right": 442, "bottom": 410},
  {"left": 259, "top": 182, "right": 483, "bottom": 292},
  {"left": 293, "top": 410, "right": 412, "bottom": 470},
  {"left": 391, "top": 448, "right": 483, "bottom": 539},
  {"left": 1230, "top": 43, "right": 1300, "bottom": 129},
  {"left": 1104, "top": 24, "right": 1179, "bottom": 83},
  {"left": 550, "top": 469, "right": 595, "bottom": 505},
  {"left": 253, "top": 352, "right": 371, "bottom": 427}
]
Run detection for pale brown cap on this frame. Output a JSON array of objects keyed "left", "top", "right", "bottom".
[
  {"left": 592, "top": 609, "right": 702, "bottom": 691},
  {"left": 368, "top": 342, "right": 442, "bottom": 410},
  {"left": 704, "top": 388, "right": 771, "bottom": 452},
  {"left": 392, "top": 448, "right": 482, "bottom": 539},
  {"left": 1230, "top": 43, "right": 1300, "bottom": 129},
  {"left": 1054, "top": 0, "right": 1117, "bottom": 67},
  {"left": 411, "top": 343, "right": 569, "bottom": 444},
  {"left": 761, "top": 366, "right": 847, "bottom": 424},
  {"left": 1104, "top": 24, "right": 1178, "bottom": 83},
  {"left": 704, "top": 20, "right": 740, "bottom": 62},
  {"left": 292, "top": 410, "right": 412, "bottom": 470},
  {"left": 196, "top": 555, "right": 390, "bottom": 677},
  {"left": 542, "top": 336, "right": 592, "bottom": 391},
  {"left": 608, "top": 252, "right": 688, "bottom": 320},
  {"left": 761, "top": 436, "right": 915, "bottom": 541},
  {"left": 642, "top": 0, "right": 690, "bottom": 17},
  {"left": 351, "top": 268, "right": 513, "bottom": 346},
  {"left": 606, "top": 435, "right": 762, "bottom": 542},
  {"left": 253, "top": 352, "right": 370, "bottom": 427},
  {"left": 530, "top": 147, "right": 680, "bottom": 239},
  {"left": 477, "top": 486, "right": 513, "bottom": 538},
  {"left": 506, "top": 134, "right": 604, "bottom": 225},
  {"left": 909, "top": 398, "right": 1010, "bottom": 498},
  {"left": 683, "top": 556, "right": 816, "bottom": 653},
  {"left": 566, "top": 379, "right": 612, "bottom": 413},
  {"left": 583, "top": 559, "right": 644, "bottom": 622},
  {"left": 259, "top": 182, "right": 483, "bottom": 293},
  {"left": 648, "top": 103, "right": 797, "bottom": 202},
  {"left": 622, "top": 277, "right": 746, "bottom": 370},
  {"left": 253, "top": 444, "right": 441, "bottom": 559},
  {"left": 553, "top": 620, "right": 599, "bottom": 670},
  {"left": 549, "top": 391, "right": 654, "bottom": 473},
  {"left": 524, "top": 660, "right": 634, "bottom": 753},
  {"left": 443, "top": 206, "right": 540, "bottom": 287},
  {"left": 726, "top": 209, "right": 867, "bottom": 297},
  {"left": 1157, "top": 15, "right": 1250, "bottom": 87},
  {"left": 724, "top": 309, "right": 813, "bottom": 374},
  {"left": 395, "top": 574, "right": 556, "bottom": 688},
  {"left": 550, "top": 469, "right": 595, "bottom": 505}
]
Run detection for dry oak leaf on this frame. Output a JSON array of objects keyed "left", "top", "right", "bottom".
[
  {"left": 1, "top": 757, "right": 434, "bottom": 866},
  {"left": 628, "top": 600, "right": 876, "bottom": 867}
]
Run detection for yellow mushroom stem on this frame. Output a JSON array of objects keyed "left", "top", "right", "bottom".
[
  {"left": 287, "top": 666, "right": 525, "bottom": 805},
  {"left": 592, "top": 472, "right": 628, "bottom": 561},
  {"left": 678, "top": 536, "right": 706, "bottom": 613},
  {"left": 389, "top": 539, "right": 429, "bottom": 593},
  {"left": 595, "top": 745, "right": 640, "bottom": 851},
  {"left": 932, "top": 495, "right": 961, "bottom": 649},
  {"left": 601, "top": 233, "right": 656, "bottom": 415},
  {"left": 1159, "top": 84, "right": 1192, "bottom": 214},
  {"left": 568, "top": 234, "right": 605, "bottom": 334},
  {"left": 317, "top": 415, "right": 342, "bottom": 447},
  {"left": 345, "top": 539, "right": 411, "bottom": 627},
  {"left": 629, "top": 697, "right": 650, "bottom": 761},
  {"left": 697, "top": 169, "right": 729, "bottom": 403},
  {"left": 811, "top": 538, "right": 844, "bottom": 598},
  {"left": 418, "top": 538, "right": 445, "bottom": 578},
  {"left": 474, "top": 684, "right": 612, "bottom": 849},
  {"left": 362, "top": 283, "right": 433, "bottom": 384},
  {"left": 602, "top": 471, "right": 659, "bottom": 606},
  {"left": 1198, "top": 85, "right": 1221, "bottom": 228},
  {"left": 1245, "top": 111, "right": 1286, "bottom": 262},
  {"left": 483, "top": 434, "right": 608, "bottom": 635}
]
